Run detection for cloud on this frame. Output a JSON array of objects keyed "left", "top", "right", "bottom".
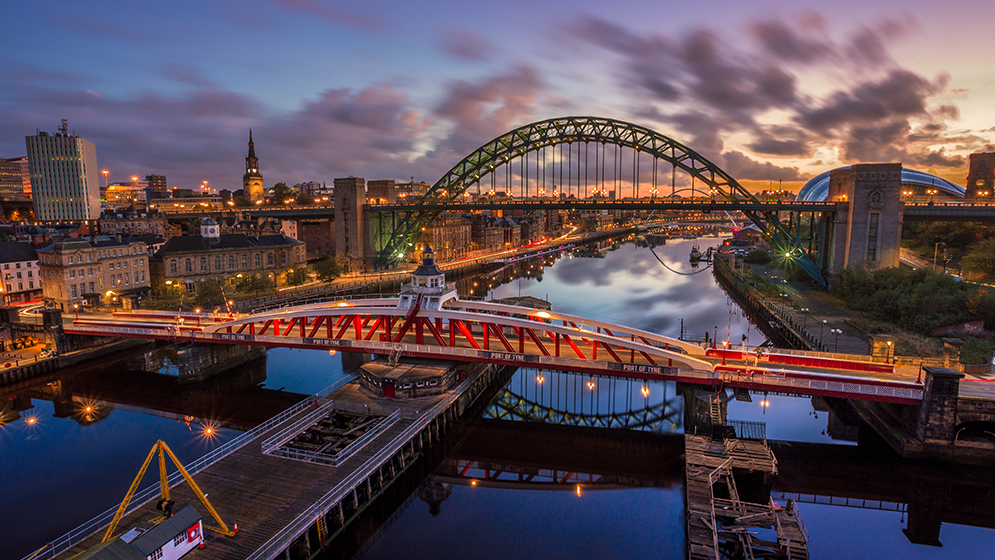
[
  {"left": 566, "top": 14, "right": 973, "bottom": 176},
  {"left": 439, "top": 28, "right": 491, "bottom": 61}
]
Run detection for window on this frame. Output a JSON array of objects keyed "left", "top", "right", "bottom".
[
  {"left": 170, "top": 260, "right": 177, "bottom": 274},
  {"left": 15, "top": 262, "right": 20, "bottom": 269},
  {"left": 281, "top": 252, "right": 287, "bottom": 265},
  {"left": 174, "top": 533, "right": 185, "bottom": 546},
  {"left": 5, "top": 284, "right": 9, "bottom": 292},
  {"left": 87, "top": 254, "right": 92, "bottom": 263},
  {"left": 148, "top": 548, "right": 164, "bottom": 560},
  {"left": 89, "top": 282, "right": 94, "bottom": 293},
  {"left": 867, "top": 213, "right": 880, "bottom": 261},
  {"left": 18, "top": 282, "right": 23, "bottom": 291},
  {"left": 228, "top": 255, "right": 235, "bottom": 268},
  {"left": 215, "top": 256, "right": 221, "bottom": 270},
  {"left": 140, "top": 258, "right": 144, "bottom": 266},
  {"left": 16, "top": 272, "right": 21, "bottom": 279},
  {"left": 141, "top": 271, "right": 145, "bottom": 282},
  {"left": 134, "top": 272, "right": 139, "bottom": 283},
  {"left": 88, "top": 268, "right": 93, "bottom": 276},
  {"left": 27, "top": 271, "right": 32, "bottom": 278},
  {"left": 267, "top": 253, "right": 274, "bottom": 266},
  {"left": 28, "top": 281, "right": 33, "bottom": 289},
  {"left": 3, "top": 264, "right": 7, "bottom": 270},
  {"left": 254, "top": 254, "right": 261, "bottom": 267},
  {"left": 241, "top": 254, "right": 247, "bottom": 268},
  {"left": 200, "top": 257, "right": 207, "bottom": 272},
  {"left": 69, "top": 270, "right": 75, "bottom": 279},
  {"left": 68, "top": 256, "right": 74, "bottom": 264},
  {"left": 185, "top": 259, "right": 192, "bottom": 273},
  {"left": 71, "top": 285, "right": 77, "bottom": 298}
]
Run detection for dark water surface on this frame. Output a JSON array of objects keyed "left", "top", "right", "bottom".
[{"left": 3, "top": 237, "right": 993, "bottom": 560}]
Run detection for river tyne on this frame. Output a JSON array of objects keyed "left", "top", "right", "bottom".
[{"left": 3, "top": 236, "right": 993, "bottom": 560}]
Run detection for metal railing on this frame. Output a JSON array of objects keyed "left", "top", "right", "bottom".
[
  {"left": 770, "top": 491, "right": 906, "bottom": 513},
  {"left": 20, "top": 381, "right": 345, "bottom": 560},
  {"left": 261, "top": 399, "right": 338, "bottom": 454},
  {"left": 268, "top": 410, "right": 402, "bottom": 467},
  {"left": 245, "top": 375, "right": 476, "bottom": 560},
  {"left": 64, "top": 325, "right": 925, "bottom": 403}
]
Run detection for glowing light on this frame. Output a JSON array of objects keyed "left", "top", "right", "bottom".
[
  {"left": 536, "top": 374, "right": 545, "bottom": 384},
  {"left": 760, "top": 399, "right": 770, "bottom": 408},
  {"left": 586, "top": 380, "right": 596, "bottom": 390},
  {"left": 641, "top": 385, "right": 650, "bottom": 398},
  {"left": 200, "top": 421, "right": 220, "bottom": 441},
  {"left": 576, "top": 484, "right": 582, "bottom": 497},
  {"left": 535, "top": 311, "right": 550, "bottom": 319},
  {"left": 337, "top": 302, "right": 351, "bottom": 307},
  {"left": 25, "top": 415, "right": 38, "bottom": 425},
  {"left": 471, "top": 480, "right": 477, "bottom": 486}
]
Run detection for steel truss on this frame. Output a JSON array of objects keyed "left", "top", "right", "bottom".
[
  {"left": 375, "top": 116, "right": 825, "bottom": 285},
  {"left": 485, "top": 388, "right": 682, "bottom": 431}
]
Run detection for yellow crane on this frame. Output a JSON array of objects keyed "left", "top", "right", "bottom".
[{"left": 102, "top": 440, "right": 237, "bottom": 543}]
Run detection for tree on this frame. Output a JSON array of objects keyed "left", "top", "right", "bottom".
[
  {"left": 282, "top": 267, "right": 308, "bottom": 286},
  {"left": 271, "top": 182, "right": 296, "bottom": 202},
  {"left": 236, "top": 274, "right": 275, "bottom": 293},
  {"left": 194, "top": 276, "right": 226, "bottom": 306},
  {"left": 961, "top": 238, "right": 995, "bottom": 278},
  {"left": 314, "top": 257, "right": 344, "bottom": 282}
]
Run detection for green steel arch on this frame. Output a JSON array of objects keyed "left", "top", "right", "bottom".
[{"left": 376, "top": 116, "right": 825, "bottom": 286}]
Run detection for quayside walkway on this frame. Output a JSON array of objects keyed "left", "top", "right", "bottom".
[{"left": 38, "top": 363, "right": 506, "bottom": 560}]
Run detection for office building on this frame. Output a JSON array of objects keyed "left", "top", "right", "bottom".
[{"left": 25, "top": 120, "right": 101, "bottom": 221}]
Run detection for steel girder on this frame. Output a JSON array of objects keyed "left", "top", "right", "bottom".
[
  {"left": 375, "top": 116, "right": 826, "bottom": 286},
  {"left": 484, "top": 389, "right": 682, "bottom": 431}
]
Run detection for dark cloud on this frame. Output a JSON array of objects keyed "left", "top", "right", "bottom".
[
  {"left": 746, "top": 137, "right": 810, "bottom": 157},
  {"left": 718, "top": 151, "right": 806, "bottom": 181},
  {"left": 439, "top": 28, "right": 491, "bottom": 61},
  {"left": 909, "top": 148, "right": 965, "bottom": 168},
  {"left": 567, "top": 14, "right": 973, "bottom": 176},
  {"left": 750, "top": 19, "right": 830, "bottom": 63},
  {"left": 431, "top": 65, "right": 545, "bottom": 158},
  {"left": 796, "top": 70, "right": 946, "bottom": 134}
]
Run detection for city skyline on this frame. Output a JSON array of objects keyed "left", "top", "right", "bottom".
[{"left": 2, "top": 0, "right": 993, "bottom": 193}]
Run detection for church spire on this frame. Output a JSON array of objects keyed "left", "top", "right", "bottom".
[{"left": 247, "top": 129, "right": 256, "bottom": 159}]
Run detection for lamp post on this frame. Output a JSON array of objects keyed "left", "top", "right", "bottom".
[
  {"left": 819, "top": 320, "right": 827, "bottom": 350},
  {"left": 73, "top": 303, "right": 79, "bottom": 321},
  {"left": 800, "top": 307, "right": 810, "bottom": 330},
  {"left": 830, "top": 328, "right": 842, "bottom": 352},
  {"left": 886, "top": 340, "right": 893, "bottom": 364},
  {"left": 933, "top": 242, "right": 945, "bottom": 272},
  {"left": 195, "top": 308, "right": 201, "bottom": 327}
]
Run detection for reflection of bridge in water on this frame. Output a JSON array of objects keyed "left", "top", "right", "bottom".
[{"left": 435, "top": 417, "right": 995, "bottom": 547}]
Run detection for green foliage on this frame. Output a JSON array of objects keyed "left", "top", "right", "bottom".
[
  {"left": 743, "top": 248, "right": 772, "bottom": 265},
  {"left": 903, "top": 221, "right": 979, "bottom": 255},
  {"left": 271, "top": 182, "right": 296, "bottom": 202},
  {"left": 830, "top": 266, "right": 986, "bottom": 334},
  {"left": 282, "top": 267, "right": 308, "bottom": 286},
  {"left": 236, "top": 274, "right": 275, "bottom": 293},
  {"left": 194, "top": 276, "right": 226, "bottom": 306},
  {"left": 314, "top": 257, "right": 344, "bottom": 282},
  {"left": 961, "top": 337, "right": 994, "bottom": 366},
  {"left": 295, "top": 194, "right": 314, "bottom": 205},
  {"left": 961, "top": 238, "right": 995, "bottom": 278}
]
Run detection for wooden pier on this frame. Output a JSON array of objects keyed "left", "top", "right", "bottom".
[
  {"left": 46, "top": 362, "right": 509, "bottom": 560},
  {"left": 684, "top": 432, "right": 809, "bottom": 560}
]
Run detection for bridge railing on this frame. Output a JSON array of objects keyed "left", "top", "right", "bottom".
[
  {"left": 266, "top": 410, "right": 402, "bottom": 467},
  {"left": 21, "top": 376, "right": 355, "bottom": 560},
  {"left": 244, "top": 375, "right": 476, "bottom": 560}
]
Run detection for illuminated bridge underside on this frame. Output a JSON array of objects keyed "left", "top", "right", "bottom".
[
  {"left": 377, "top": 116, "right": 824, "bottom": 285},
  {"left": 484, "top": 390, "right": 681, "bottom": 431},
  {"left": 68, "top": 300, "right": 922, "bottom": 404}
]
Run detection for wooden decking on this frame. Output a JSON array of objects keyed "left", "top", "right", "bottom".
[
  {"left": 684, "top": 433, "right": 809, "bottom": 560},
  {"left": 53, "top": 380, "right": 454, "bottom": 560}
]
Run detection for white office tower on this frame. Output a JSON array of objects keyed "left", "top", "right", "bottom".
[{"left": 25, "top": 119, "right": 101, "bottom": 221}]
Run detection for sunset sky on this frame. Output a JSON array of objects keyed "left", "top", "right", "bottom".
[{"left": 2, "top": 0, "right": 993, "bottom": 193}]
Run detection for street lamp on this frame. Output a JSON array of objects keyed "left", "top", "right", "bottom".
[
  {"left": 830, "top": 328, "right": 842, "bottom": 352},
  {"left": 933, "top": 242, "right": 946, "bottom": 272},
  {"left": 819, "top": 320, "right": 827, "bottom": 350},
  {"left": 886, "top": 340, "right": 893, "bottom": 364},
  {"left": 800, "top": 307, "right": 810, "bottom": 330},
  {"left": 73, "top": 303, "right": 79, "bottom": 321},
  {"left": 195, "top": 308, "right": 201, "bottom": 327}
]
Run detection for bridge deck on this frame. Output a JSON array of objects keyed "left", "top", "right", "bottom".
[{"left": 52, "top": 383, "right": 446, "bottom": 560}]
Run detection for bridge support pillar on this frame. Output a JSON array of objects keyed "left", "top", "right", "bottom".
[
  {"left": 826, "top": 163, "right": 904, "bottom": 273},
  {"left": 911, "top": 367, "right": 964, "bottom": 444}
]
